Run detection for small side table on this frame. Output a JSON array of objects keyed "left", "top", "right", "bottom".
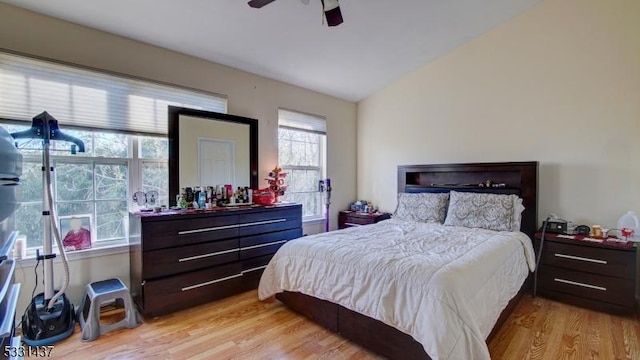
[
  {"left": 338, "top": 211, "right": 391, "bottom": 229},
  {"left": 534, "top": 232, "right": 637, "bottom": 314}
]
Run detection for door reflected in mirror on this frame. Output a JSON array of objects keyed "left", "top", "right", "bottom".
[
  {"left": 178, "top": 115, "right": 250, "bottom": 188},
  {"left": 168, "top": 107, "right": 258, "bottom": 206}
]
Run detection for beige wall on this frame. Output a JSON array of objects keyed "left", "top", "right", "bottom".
[
  {"left": 358, "top": 0, "right": 640, "bottom": 229},
  {"left": 0, "top": 3, "right": 356, "bottom": 314},
  {"left": 178, "top": 115, "right": 250, "bottom": 189}
]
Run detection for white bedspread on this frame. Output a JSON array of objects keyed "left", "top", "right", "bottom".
[{"left": 258, "top": 219, "right": 536, "bottom": 360}]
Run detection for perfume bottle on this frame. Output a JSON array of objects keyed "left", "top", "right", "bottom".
[
  {"left": 177, "top": 194, "right": 187, "bottom": 209},
  {"left": 198, "top": 187, "right": 207, "bottom": 208}
]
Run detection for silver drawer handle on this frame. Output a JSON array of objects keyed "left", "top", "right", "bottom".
[
  {"left": 178, "top": 248, "right": 238, "bottom": 262},
  {"left": 344, "top": 222, "right": 363, "bottom": 227},
  {"left": 181, "top": 273, "right": 242, "bottom": 291},
  {"left": 177, "top": 219, "right": 286, "bottom": 235},
  {"left": 242, "top": 265, "right": 268, "bottom": 274},
  {"left": 240, "top": 240, "right": 288, "bottom": 251},
  {"left": 554, "top": 278, "right": 606, "bottom": 291},
  {"left": 239, "top": 219, "right": 286, "bottom": 227},
  {"left": 178, "top": 224, "right": 238, "bottom": 235},
  {"left": 554, "top": 253, "right": 607, "bottom": 264}
]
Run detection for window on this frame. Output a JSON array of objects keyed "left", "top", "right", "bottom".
[
  {"left": 137, "top": 135, "right": 170, "bottom": 206},
  {"left": 278, "top": 109, "right": 326, "bottom": 220},
  {"left": 0, "top": 51, "right": 227, "bottom": 253},
  {"left": 0, "top": 52, "right": 226, "bottom": 134},
  {"left": 3, "top": 123, "right": 169, "bottom": 250}
]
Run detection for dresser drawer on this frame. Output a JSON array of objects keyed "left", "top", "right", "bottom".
[
  {"left": 240, "top": 255, "right": 273, "bottom": 291},
  {"left": 142, "top": 262, "right": 242, "bottom": 316},
  {"left": 540, "top": 241, "right": 635, "bottom": 279},
  {"left": 142, "top": 215, "right": 239, "bottom": 251},
  {"left": 143, "top": 239, "right": 239, "bottom": 279},
  {"left": 537, "top": 265, "right": 635, "bottom": 308},
  {"left": 238, "top": 207, "right": 302, "bottom": 237},
  {"left": 241, "top": 254, "right": 273, "bottom": 273},
  {"left": 240, "top": 240, "right": 288, "bottom": 260},
  {"left": 238, "top": 206, "right": 301, "bottom": 224},
  {"left": 239, "top": 228, "right": 302, "bottom": 248}
]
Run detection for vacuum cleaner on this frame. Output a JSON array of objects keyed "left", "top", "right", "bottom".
[
  {"left": 319, "top": 178, "right": 332, "bottom": 232},
  {"left": 11, "top": 112, "right": 85, "bottom": 345}
]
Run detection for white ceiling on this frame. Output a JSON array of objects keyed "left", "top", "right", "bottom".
[{"left": 1, "top": 0, "right": 540, "bottom": 102}]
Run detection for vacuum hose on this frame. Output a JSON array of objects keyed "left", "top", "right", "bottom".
[
  {"left": 44, "top": 154, "right": 71, "bottom": 310},
  {"left": 533, "top": 215, "right": 551, "bottom": 298}
]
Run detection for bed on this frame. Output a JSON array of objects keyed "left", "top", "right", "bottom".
[{"left": 259, "top": 162, "right": 538, "bottom": 359}]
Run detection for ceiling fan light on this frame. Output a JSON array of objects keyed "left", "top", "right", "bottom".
[
  {"left": 321, "top": 0, "right": 343, "bottom": 26},
  {"left": 322, "top": 0, "right": 339, "bottom": 11},
  {"left": 247, "top": 0, "right": 276, "bottom": 8},
  {"left": 325, "top": 8, "right": 343, "bottom": 26}
]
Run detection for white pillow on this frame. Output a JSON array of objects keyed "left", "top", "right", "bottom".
[
  {"left": 392, "top": 192, "right": 449, "bottom": 223},
  {"left": 511, "top": 197, "right": 525, "bottom": 232},
  {"left": 444, "top": 191, "right": 523, "bottom": 232}
]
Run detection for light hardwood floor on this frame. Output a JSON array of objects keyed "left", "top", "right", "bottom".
[{"left": 45, "top": 291, "right": 639, "bottom": 359}]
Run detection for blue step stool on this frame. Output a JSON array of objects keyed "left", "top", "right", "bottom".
[{"left": 77, "top": 278, "right": 141, "bottom": 341}]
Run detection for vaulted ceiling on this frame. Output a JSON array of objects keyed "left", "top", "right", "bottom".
[{"left": 0, "top": 0, "right": 540, "bottom": 101}]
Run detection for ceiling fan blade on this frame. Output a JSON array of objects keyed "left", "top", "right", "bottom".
[
  {"left": 248, "top": 0, "right": 277, "bottom": 9},
  {"left": 321, "top": 0, "right": 343, "bottom": 26}
]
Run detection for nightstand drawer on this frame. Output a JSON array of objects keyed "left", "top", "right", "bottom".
[
  {"left": 540, "top": 241, "right": 635, "bottom": 279},
  {"left": 342, "top": 216, "right": 374, "bottom": 226},
  {"left": 338, "top": 211, "right": 391, "bottom": 229},
  {"left": 538, "top": 266, "right": 635, "bottom": 308}
]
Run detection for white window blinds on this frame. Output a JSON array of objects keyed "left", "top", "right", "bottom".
[
  {"left": 0, "top": 52, "right": 227, "bottom": 135},
  {"left": 278, "top": 108, "right": 326, "bottom": 135}
]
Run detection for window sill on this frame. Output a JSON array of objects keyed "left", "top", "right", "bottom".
[
  {"left": 16, "top": 243, "right": 130, "bottom": 267},
  {"left": 303, "top": 217, "right": 326, "bottom": 224}
]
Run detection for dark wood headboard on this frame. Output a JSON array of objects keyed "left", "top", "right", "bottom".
[{"left": 397, "top": 162, "right": 538, "bottom": 239}]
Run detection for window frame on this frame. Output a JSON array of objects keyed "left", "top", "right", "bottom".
[
  {"left": 279, "top": 164, "right": 325, "bottom": 221},
  {"left": 277, "top": 110, "right": 327, "bottom": 222},
  {"left": 1, "top": 52, "right": 228, "bottom": 260},
  {"left": 6, "top": 125, "right": 169, "bottom": 258}
]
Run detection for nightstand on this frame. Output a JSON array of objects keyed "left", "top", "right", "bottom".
[
  {"left": 338, "top": 211, "right": 391, "bottom": 229},
  {"left": 534, "top": 232, "right": 637, "bottom": 314}
]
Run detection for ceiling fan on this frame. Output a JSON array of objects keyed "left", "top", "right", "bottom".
[{"left": 248, "top": 0, "right": 344, "bottom": 27}]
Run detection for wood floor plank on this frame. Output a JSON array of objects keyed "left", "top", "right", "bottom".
[
  {"left": 622, "top": 314, "right": 640, "bottom": 360},
  {"left": 40, "top": 290, "right": 639, "bottom": 360}
]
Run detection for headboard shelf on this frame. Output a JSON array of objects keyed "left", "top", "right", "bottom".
[
  {"left": 398, "top": 162, "right": 539, "bottom": 239},
  {"left": 404, "top": 184, "right": 521, "bottom": 192}
]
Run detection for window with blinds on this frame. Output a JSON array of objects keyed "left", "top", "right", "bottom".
[
  {"left": 0, "top": 51, "right": 228, "bottom": 254},
  {"left": 278, "top": 109, "right": 327, "bottom": 220},
  {"left": 0, "top": 51, "right": 226, "bottom": 134}
]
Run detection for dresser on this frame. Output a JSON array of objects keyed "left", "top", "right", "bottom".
[
  {"left": 534, "top": 232, "right": 637, "bottom": 314},
  {"left": 0, "top": 232, "right": 20, "bottom": 360},
  {"left": 129, "top": 203, "right": 302, "bottom": 317},
  {"left": 338, "top": 211, "right": 391, "bottom": 229}
]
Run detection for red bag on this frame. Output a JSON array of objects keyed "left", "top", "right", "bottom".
[{"left": 252, "top": 188, "right": 276, "bottom": 205}]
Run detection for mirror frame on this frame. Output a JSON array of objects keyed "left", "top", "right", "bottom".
[{"left": 168, "top": 106, "right": 258, "bottom": 206}]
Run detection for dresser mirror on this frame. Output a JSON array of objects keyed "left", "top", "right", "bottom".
[{"left": 168, "top": 106, "right": 258, "bottom": 206}]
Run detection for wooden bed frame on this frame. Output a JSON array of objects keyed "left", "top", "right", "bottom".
[{"left": 276, "top": 162, "right": 539, "bottom": 359}]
